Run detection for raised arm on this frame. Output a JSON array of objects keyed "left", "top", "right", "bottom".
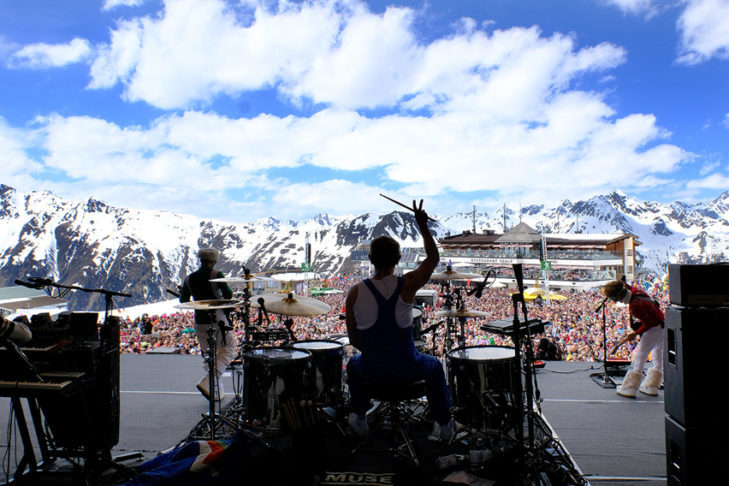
[{"left": 402, "top": 199, "right": 439, "bottom": 303}]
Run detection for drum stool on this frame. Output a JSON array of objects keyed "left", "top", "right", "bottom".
[{"left": 352, "top": 379, "right": 427, "bottom": 466}]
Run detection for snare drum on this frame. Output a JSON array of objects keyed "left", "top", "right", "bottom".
[
  {"left": 292, "top": 340, "right": 343, "bottom": 406},
  {"left": 447, "top": 345, "right": 519, "bottom": 433},
  {"left": 243, "top": 347, "right": 312, "bottom": 431}
]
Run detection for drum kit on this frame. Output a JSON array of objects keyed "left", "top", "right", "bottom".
[
  {"left": 178, "top": 265, "right": 547, "bottom": 457},
  {"left": 180, "top": 274, "right": 347, "bottom": 442}
]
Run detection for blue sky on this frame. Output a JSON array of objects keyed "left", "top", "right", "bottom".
[{"left": 1, "top": 0, "right": 728, "bottom": 221}]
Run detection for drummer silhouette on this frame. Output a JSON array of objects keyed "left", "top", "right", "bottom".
[
  {"left": 345, "top": 200, "right": 455, "bottom": 440},
  {"left": 179, "top": 248, "right": 236, "bottom": 401}
]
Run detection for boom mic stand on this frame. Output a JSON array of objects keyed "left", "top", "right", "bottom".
[
  {"left": 509, "top": 264, "right": 544, "bottom": 451},
  {"left": 14, "top": 277, "right": 139, "bottom": 481},
  {"left": 590, "top": 296, "right": 619, "bottom": 388}
]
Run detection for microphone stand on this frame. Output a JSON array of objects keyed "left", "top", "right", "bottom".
[
  {"left": 510, "top": 264, "right": 543, "bottom": 453},
  {"left": 590, "top": 297, "right": 619, "bottom": 388}
]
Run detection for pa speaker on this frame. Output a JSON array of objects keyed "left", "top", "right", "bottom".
[
  {"left": 666, "top": 415, "right": 728, "bottom": 486},
  {"left": 668, "top": 263, "right": 729, "bottom": 306},
  {"left": 664, "top": 306, "right": 729, "bottom": 427}
]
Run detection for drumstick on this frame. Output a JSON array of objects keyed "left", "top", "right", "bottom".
[{"left": 379, "top": 194, "right": 437, "bottom": 222}]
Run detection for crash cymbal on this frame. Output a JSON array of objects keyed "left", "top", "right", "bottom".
[
  {"left": 176, "top": 299, "right": 242, "bottom": 310},
  {"left": 430, "top": 270, "right": 483, "bottom": 281},
  {"left": 251, "top": 293, "right": 331, "bottom": 316},
  {"left": 211, "top": 276, "right": 270, "bottom": 284},
  {"left": 434, "top": 308, "right": 489, "bottom": 318}
]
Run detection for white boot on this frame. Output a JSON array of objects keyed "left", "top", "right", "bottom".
[
  {"left": 617, "top": 370, "right": 643, "bottom": 398},
  {"left": 639, "top": 368, "right": 663, "bottom": 396}
]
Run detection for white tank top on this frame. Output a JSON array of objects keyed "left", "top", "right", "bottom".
[{"left": 353, "top": 275, "right": 414, "bottom": 331}]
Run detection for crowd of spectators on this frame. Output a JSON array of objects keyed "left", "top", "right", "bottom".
[{"left": 119, "top": 274, "right": 667, "bottom": 363}]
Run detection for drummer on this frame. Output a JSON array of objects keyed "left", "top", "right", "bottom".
[
  {"left": 179, "top": 248, "right": 236, "bottom": 401},
  {"left": 345, "top": 200, "right": 456, "bottom": 441}
]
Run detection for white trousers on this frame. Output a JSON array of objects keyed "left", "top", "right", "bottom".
[
  {"left": 195, "top": 318, "right": 237, "bottom": 376},
  {"left": 631, "top": 325, "right": 664, "bottom": 373}
]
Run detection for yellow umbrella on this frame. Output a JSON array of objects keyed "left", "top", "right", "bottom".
[{"left": 523, "top": 288, "right": 568, "bottom": 301}]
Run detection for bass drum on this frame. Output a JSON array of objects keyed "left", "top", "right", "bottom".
[
  {"left": 243, "top": 347, "right": 312, "bottom": 431},
  {"left": 447, "top": 345, "right": 520, "bottom": 433},
  {"left": 292, "top": 340, "right": 343, "bottom": 407}
]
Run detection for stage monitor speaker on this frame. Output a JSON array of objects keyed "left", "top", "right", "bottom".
[
  {"left": 668, "top": 263, "right": 729, "bottom": 306},
  {"left": 664, "top": 305, "right": 729, "bottom": 428},
  {"left": 666, "top": 415, "right": 728, "bottom": 486}
]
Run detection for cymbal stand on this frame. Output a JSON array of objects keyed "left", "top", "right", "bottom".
[
  {"left": 188, "top": 326, "right": 271, "bottom": 447},
  {"left": 505, "top": 264, "right": 579, "bottom": 481},
  {"left": 439, "top": 282, "right": 466, "bottom": 353}
]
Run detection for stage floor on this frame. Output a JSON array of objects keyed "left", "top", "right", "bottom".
[{"left": 2, "top": 356, "right": 666, "bottom": 485}]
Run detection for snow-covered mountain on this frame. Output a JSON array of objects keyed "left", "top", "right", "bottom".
[{"left": 1, "top": 184, "right": 727, "bottom": 310}]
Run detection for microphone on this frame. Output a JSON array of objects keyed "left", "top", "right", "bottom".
[
  {"left": 28, "top": 276, "right": 53, "bottom": 287},
  {"left": 594, "top": 296, "right": 608, "bottom": 313},
  {"left": 512, "top": 264, "right": 524, "bottom": 294},
  {"left": 468, "top": 270, "right": 492, "bottom": 299},
  {"left": 15, "top": 279, "right": 41, "bottom": 289},
  {"left": 166, "top": 288, "right": 181, "bottom": 298},
  {"left": 257, "top": 297, "right": 270, "bottom": 325}
]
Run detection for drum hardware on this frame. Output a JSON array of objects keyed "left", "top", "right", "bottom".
[
  {"left": 430, "top": 267, "right": 482, "bottom": 281},
  {"left": 187, "top": 325, "right": 272, "bottom": 448},
  {"left": 507, "top": 263, "right": 546, "bottom": 459}
]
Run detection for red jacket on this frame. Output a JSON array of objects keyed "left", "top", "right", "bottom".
[{"left": 628, "top": 285, "right": 665, "bottom": 335}]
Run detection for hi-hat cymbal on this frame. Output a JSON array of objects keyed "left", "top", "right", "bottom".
[
  {"left": 177, "top": 299, "right": 242, "bottom": 310},
  {"left": 430, "top": 270, "right": 483, "bottom": 281},
  {"left": 434, "top": 308, "right": 489, "bottom": 318},
  {"left": 252, "top": 293, "right": 331, "bottom": 317}
]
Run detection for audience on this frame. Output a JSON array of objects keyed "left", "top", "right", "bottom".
[{"left": 118, "top": 274, "right": 667, "bottom": 363}]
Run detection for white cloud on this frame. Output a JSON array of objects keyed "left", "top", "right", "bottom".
[
  {"left": 686, "top": 172, "right": 729, "bottom": 189},
  {"left": 700, "top": 160, "right": 720, "bottom": 175},
  {"left": 2, "top": 0, "right": 694, "bottom": 219},
  {"left": 271, "top": 180, "right": 396, "bottom": 216},
  {"left": 599, "top": 0, "right": 659, "bottom": 17},
  {"left": 677, "top": 0, "right": 729, "bottom": 64},
  {"left": 0, "top": 117, "right": 44, "bottom": 190},
  {"left": 103, "top": 0, "right": 145, "bottom": 10},
  {"left": 88, "top": 0, "right": 626, "bottom": 112},
  {"left": 9, "top": 38, "right": 92, "bottom": 68}
]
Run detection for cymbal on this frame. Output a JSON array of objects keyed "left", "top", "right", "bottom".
[
  {"left": 177, "top": 299, "right": 242, "bottom": 310},
  {"left": 252, "top": 293, "right": 331, "bottom": 317},
  {"left": 430, "top": 270, "right": 483, "bottom": 281},
  {"left": 434, "top": 308, "right": 489, "bottom": 318},
  {"left": 211, "top": 276, "right": 270, "bottom": 284}
]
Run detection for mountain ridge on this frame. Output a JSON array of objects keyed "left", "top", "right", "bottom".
[{"left": 1, "top": 183, "right": 727, "bottom": 311}]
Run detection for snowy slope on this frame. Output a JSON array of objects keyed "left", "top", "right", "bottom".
[{"left": 1, "top": 183, "right": 727, "bottom": 310}]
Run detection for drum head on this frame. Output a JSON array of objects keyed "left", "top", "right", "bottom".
[
  {"left": 293, "top": 340, "right": 342, "bottom": 351},
  {"left": 246, "top": 347, "right": 310, "bottom": 362},
  {"left": 448, "top": 345, "right": 516, "bottom": 361}
]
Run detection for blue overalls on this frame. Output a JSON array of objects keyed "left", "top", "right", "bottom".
[{"left": 347, "top": 277, "right": 452, "bottom": 424}]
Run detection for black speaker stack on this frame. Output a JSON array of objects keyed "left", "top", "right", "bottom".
[{"left": 665, "top": 264, "right": 729, "bottom": 485}]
